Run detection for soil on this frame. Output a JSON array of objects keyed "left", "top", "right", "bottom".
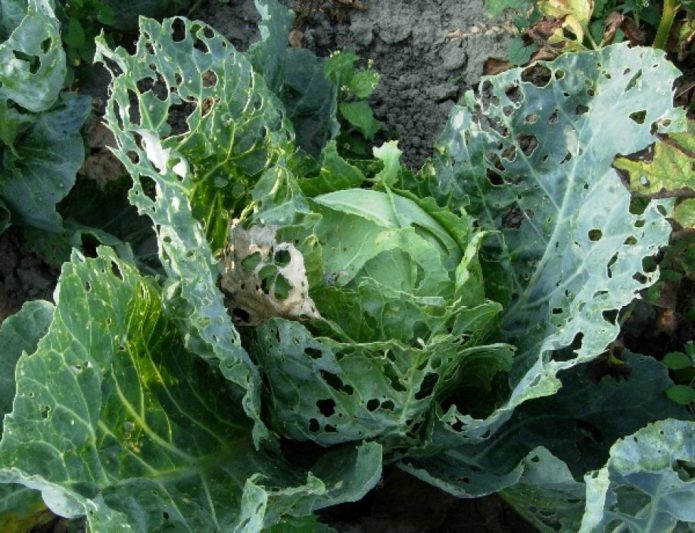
[{"left": 0, "top": 228, "right": 57, "bottom": 324}]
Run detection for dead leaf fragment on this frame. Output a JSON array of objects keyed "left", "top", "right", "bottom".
[
  {"left": 289, "top": 29, "right": 304, "bottom": 48},
  {"left": 221, "top": 222, "right": 321, "bottom": 326},
  {"left": 484, "top": 57, "right": 512, "bottom": 76}
]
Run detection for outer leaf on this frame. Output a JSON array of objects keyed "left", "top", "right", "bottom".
[
  {"left": 250, "top": 0, "right": 339, "bottom": 157},
  {"left": 0, "top": 0, "right": 65, "bottom": 113},
  {"left": 0, "top": 301, "right": 55, "bottom": 533},
  {"left": 0, "top": 93, "right": 90, "bottom": 231},
  {"left": 401, "top": 352, "right": 687, "bottom": 497},
  {"left": 580, "top": 419, "right": 695, "bottom": 532},
  {"left": 95, "top": 16, "right": 294, "bottom": 442},
  {"left": 0, "top": 300, "right": 53, "bottom": 428},
  {"left": 427, "top": 43, "right": 683, "bottom": 441},
  {"left": 253, "top": 318, "right": 511, "bottom": 448},
  {"left": 615, "top": 119, "right": 695, "bottom": 197},
  {"left": 501, "top": 448, "right": 586, "bottom": 533},
  {"left": 0, "top": 248, "right": 381, "bottom": 530}
]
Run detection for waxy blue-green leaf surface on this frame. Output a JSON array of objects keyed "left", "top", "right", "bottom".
[
  {"left": 0, "top": 248, "right": 382, "bottom": 530},
  {"left": 580, "top": 419, "right": 695, "bottom": 532},
  {"left": 421, "top": 43, "right": 683, "bottom": 444}
]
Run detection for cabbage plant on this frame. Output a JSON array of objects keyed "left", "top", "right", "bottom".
[{"left": 0, "top": 0, "right": 692, "bottom": 531}]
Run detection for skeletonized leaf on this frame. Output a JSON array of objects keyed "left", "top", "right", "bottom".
[{"left": 95, "top": 16, "right": 295, "bottom": 442}]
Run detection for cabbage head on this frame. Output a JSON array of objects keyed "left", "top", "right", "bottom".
[{"left": 221, "top": 184, "right": 509, "bottom": 448}]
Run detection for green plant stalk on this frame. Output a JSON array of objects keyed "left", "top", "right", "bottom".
[{"left": 653, "top": 0, "right": 680, "bottom": 50}]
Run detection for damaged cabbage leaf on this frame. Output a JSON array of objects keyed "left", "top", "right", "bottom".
[
  {"left": 416, "top": 43, "right": 683, "bottom": 446},
  {"left": 96, "top": 16, "right": 295, "bottom": 442},
  {"left": 400, "top": 352, "right": 687, "bottom": 494},
  {"left": 0, "top": 248, "right": 382, "bottom": 530},
  {"left": 96, "top": 14, "right": 294, "bottom": 252}
]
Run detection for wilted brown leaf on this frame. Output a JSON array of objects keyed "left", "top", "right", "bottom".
[{"left": 484, "top": 57, "right": 512, "bottom": 75}]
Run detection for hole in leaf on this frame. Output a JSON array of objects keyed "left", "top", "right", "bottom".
[
  {"left": 625, "top": 70, "right": 642, "bottom": 91},
  {"left": 632, "top": 272, "right": 648, "bottom": 284},
  {"left": 607, "top": 253, "right": 619, "bottom": 278},
  {"left": 588, "top": 229, "right": 603, "bottom": 241},
  {"left": 273, "top": 274, "right": 292, "bottom": 301},
  {"left": 309, "top": 418, "right": 320, "bottom": 432},
  {"left": 274, "top": 249, "right": 291, "bottom": 266},
  {"left": 232, "top": 307, "right": 250, "bottom": 322},
  {"left": 316, "top": 399, "right": 336, "bottom": 417},
  {"left": 111, "top": 261, "right": 123, "bottom": 280},
  {"left": 139, "top": 175, "right": 157, "bottom": 201},
  {"left": 517, "top": 134, "right": 538, "bottom": 156},
  {"left": 502, "top": 206, "right": 524, "bottom": 229},
  {"left": 415, "top": 373, "right": 439, "bottom": 400},
  {"left": 171, "top": 18, "right": 187, "bottom": 42},
  {"left": 366, "top": 399, "right": 380, "bottom": 412},
  {"left": 202, "top": 70, "right": 217, "bottom": 87},
  {"left": 41, "top": 38, "right": 52, "bottom": 53},
  {"left": 629, "top": 111, "right": 646, "bottom": 125},
  {"left": 381, "top": 400, "right": 395, "bottom": 411},
  {"left": 304, "top": 347, "right": 322, "bottom": 359},
  {"left": 576, "top": 104, "right": 589, "bottom": 116},
  {"left": 12, "top": 50, "right": 41, "bottom": 74},
  {"left": 603, "top": 309, "right": 619, "bottom": 323},
  {"left": 486, "top": 170, "right": 504, "bottom": 186},
  {"left": 241, "top": 252, "right": 262, "bottom": 272},
  {"left": 320, "top": 371, "right": 353, "bottom": 394},
  {"left": 521, "top": 64, "right": 552, "bottom": 87},
  {"left": 505, "top": 84, "right": 522, "bottom": 103}
]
